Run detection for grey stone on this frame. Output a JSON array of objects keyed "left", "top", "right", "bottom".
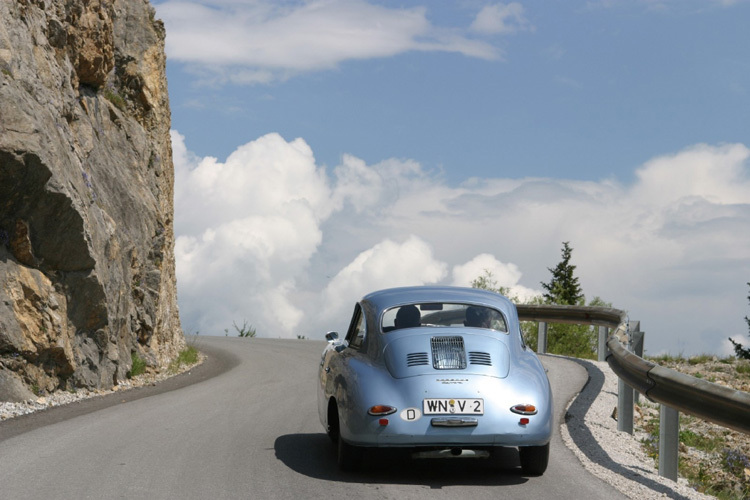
[
  {"left": 0, "top": 368, "right": 35, "bottom": 403},
  {"left": 0, "top": 0, "right": 183, "bottom": 395}
]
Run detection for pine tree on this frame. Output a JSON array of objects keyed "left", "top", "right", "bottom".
[
  {"left": 541, "top": 241, "right": 583, "bottom": 305},
  {"left": 539, "top": 242, "right": 599, "bottom": 359}
]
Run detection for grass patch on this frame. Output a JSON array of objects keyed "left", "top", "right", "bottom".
[
  {"left": 128, "top": 352, "right": 147, "bottom": 378},
  {"left": 688, "top": 354, "right": 715, "bottom": 365},
  {"left": 680, "top": 428, "right": 725, "bottom": 453},
  {"left": 680, "top": 461, "right": 712, "bottom": 492},
  {"left": 103, "top": 87, "right": 126, "bottom": 111},
  {"left": 646, "top": 353, "right": 686, "bottom": 364},
  {"left": 167, "top": 345, "right": 200, "bottom": 374}
]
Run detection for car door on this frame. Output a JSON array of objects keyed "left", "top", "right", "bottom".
[
  {"left": 321, "top": 303, "right": 366, "bottom": 395},
  {"left": 333, "top": 303, "right": 370, "bottom": 414}
]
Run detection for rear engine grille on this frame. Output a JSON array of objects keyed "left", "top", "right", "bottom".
[
  {"left": 468, "top": 351, "right": 492, "bottom": 366},
  {"left": 406, "top": 352, "right": 429, "bottom": 367},
  {"left": 431, "top": 336, "right": 466, "bottom": 370}
]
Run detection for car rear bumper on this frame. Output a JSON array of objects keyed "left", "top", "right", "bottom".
[{"left": 344, "top": 410, "right": 552, "bottom": 448}]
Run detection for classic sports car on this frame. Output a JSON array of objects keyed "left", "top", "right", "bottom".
[{"left": 317, "top": 286, "right": 553, "bottom": 475}]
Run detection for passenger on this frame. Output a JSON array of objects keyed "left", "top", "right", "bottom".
[
  {"left": 394, "top": 305, "right": 421, "bottom": 329},
  {"left": 464, "top": 306, "right": 491, "bottom": 328}
]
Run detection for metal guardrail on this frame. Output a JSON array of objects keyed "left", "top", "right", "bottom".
[{"left": 515, "top": 304, "right": 750, "bottom": 435}]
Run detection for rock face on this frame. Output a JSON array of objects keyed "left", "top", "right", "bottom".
[{"left": 0, "top": 0, "right": 183, "bottom": 400}]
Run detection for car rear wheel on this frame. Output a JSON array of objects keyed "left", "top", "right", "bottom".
[
  {"left": 326, "top": 399, "right": 338, "bottom": 443},
  {"left": 519, "top": 443, "right": 549, "bottom": 476},
  {"left": 328, "top": 400, "right": 364, "bottom": 471}
]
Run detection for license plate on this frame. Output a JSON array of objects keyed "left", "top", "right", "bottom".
[{"left": 423, "top": 398, "right": 484, "bottom": 415}]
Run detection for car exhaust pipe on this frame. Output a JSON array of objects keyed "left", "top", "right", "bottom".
[{"left": 412, "top": 447, "right": 491, "bottom": 459}]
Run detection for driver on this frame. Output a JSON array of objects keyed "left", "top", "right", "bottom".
[
  {"left": 394, "top": 305, "right": 421, "bottom": 329},
  {"left": 464, "top": 306, "right": 491, "bottom": 328}
]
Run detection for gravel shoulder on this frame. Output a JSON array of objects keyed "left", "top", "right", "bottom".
[{"left": 561, "top": 356, "right": 713, "bottom": 499}]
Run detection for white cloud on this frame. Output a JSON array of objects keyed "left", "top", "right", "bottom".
[
  {"left": 173, "top": 131, "right": 333, "bottom": 336},
  {"left": 632, "top": 143, "right": 750, "bottom": 206},
  {"left": 173, "top": 133, "right": 750, "bottom": 355},
  {"left": 470, "top": 3, "right": 533, "bottom": 35},
  {"left": 319, "top": 236, "right": 448, "bottom": 329},
  {"left": 451, "top": 254, "right": 541, "bottom": 302},
  {"left": 155, "top": 0, "right": 505, "bottom": 84}
]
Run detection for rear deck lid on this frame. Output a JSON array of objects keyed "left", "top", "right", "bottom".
[{"left": 383, "top": 330, "right": 510, "bottom": 379}]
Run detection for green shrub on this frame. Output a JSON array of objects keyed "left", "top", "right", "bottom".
[
  {"left": 233, "top": 320, "right": 256, "bottom": 338},
  {"left": 547, "top": 323, "right": 598, "bottom": 359}
]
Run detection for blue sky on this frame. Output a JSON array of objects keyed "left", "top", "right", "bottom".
[
  {"left": 153, "top": 0, "right": 750, "bottom": 355},
  {"left": 161, "top": 0, "right": 749, "bottom": 183}
]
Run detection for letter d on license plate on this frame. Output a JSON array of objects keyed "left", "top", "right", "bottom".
[{"left": 423, "top": 398, "right": 484, "bottom": 415}]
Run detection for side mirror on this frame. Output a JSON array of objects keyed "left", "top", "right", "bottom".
[{"left": 325, "top": 331, "right": 339, "bottom": 342}]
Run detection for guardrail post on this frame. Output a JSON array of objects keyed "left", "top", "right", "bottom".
[
  {"left": 659, "top": 405, "right": 679, "bottom": 481},
  {"left": 537, "top": 322, "right": 547, "bottom": 354},
  {"left": 617, "top": 378, "right": 634, "bottom": 434},
  {"left": 597, "top": 326, "right": 608, "bottom": 361},
  {"left": 629, "top": 321, "right": 644, "bottom": 404},
  {"left": 615, "top": 320, "right": 635, "bottom": 434},
  {"left": 632, "top": 331, "right": 644, "bottom": 357}
]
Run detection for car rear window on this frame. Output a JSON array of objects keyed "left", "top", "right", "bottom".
[{"left": 381, "top": 303, "right": 508, "bottom": 334}]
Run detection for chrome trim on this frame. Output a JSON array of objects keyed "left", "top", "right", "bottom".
[
  {"left": 430, "top": 417, "right": 478, "bottom": 427},
  {"left": 510, "top": 405, "right": 537, "bottom": 415}
]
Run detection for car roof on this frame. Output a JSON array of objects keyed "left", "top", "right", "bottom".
[{"left": 361, "top": 286, "right": 515, "bottom": 313}]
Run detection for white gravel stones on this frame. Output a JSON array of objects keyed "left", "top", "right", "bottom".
[
  {"left": 561, "top": 357, "right": 713, "bottom": 499},
  {"left": 0, "top": 379, "right": 141, "bottom": 421}
]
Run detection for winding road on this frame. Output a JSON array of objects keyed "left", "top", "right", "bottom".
[{"left": 0, "top": 336, "right": 626, "bottom": 499}]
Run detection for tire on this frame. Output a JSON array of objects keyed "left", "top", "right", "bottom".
[
  {"left": 329, "top": 401, "right": 364, "bottom": 471},
  {"left": 519, "top": 443, "right": 549, "bottom": 476},
  {"left": 326, "top": 400, "right": 338, "bottom": 443},
  {"left": 337, "top": 435, "right": 364, "bottom": 472}
]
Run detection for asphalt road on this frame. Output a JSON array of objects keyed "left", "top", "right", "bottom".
[{"left": 0, "top": 336, "right": 626, "bottom": 499}]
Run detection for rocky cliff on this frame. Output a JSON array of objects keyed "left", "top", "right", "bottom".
[{"left": 0, "top": 0, "right": 183, "bottom": 401}]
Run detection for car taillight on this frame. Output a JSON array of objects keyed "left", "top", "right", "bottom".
[
  {"left": 510, "top": 404, "right": 537, "bottom": 415},
  {"left": 368, "top": 405, "right": 397, "bottom": 416}
]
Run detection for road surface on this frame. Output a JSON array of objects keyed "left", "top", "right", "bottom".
[{"left": 0, "top": 336, "right": 626, "bottom": 499}]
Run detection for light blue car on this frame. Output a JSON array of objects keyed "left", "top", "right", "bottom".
[{"left": 318, "top": 286, "right": 553, "bottom": 474}]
